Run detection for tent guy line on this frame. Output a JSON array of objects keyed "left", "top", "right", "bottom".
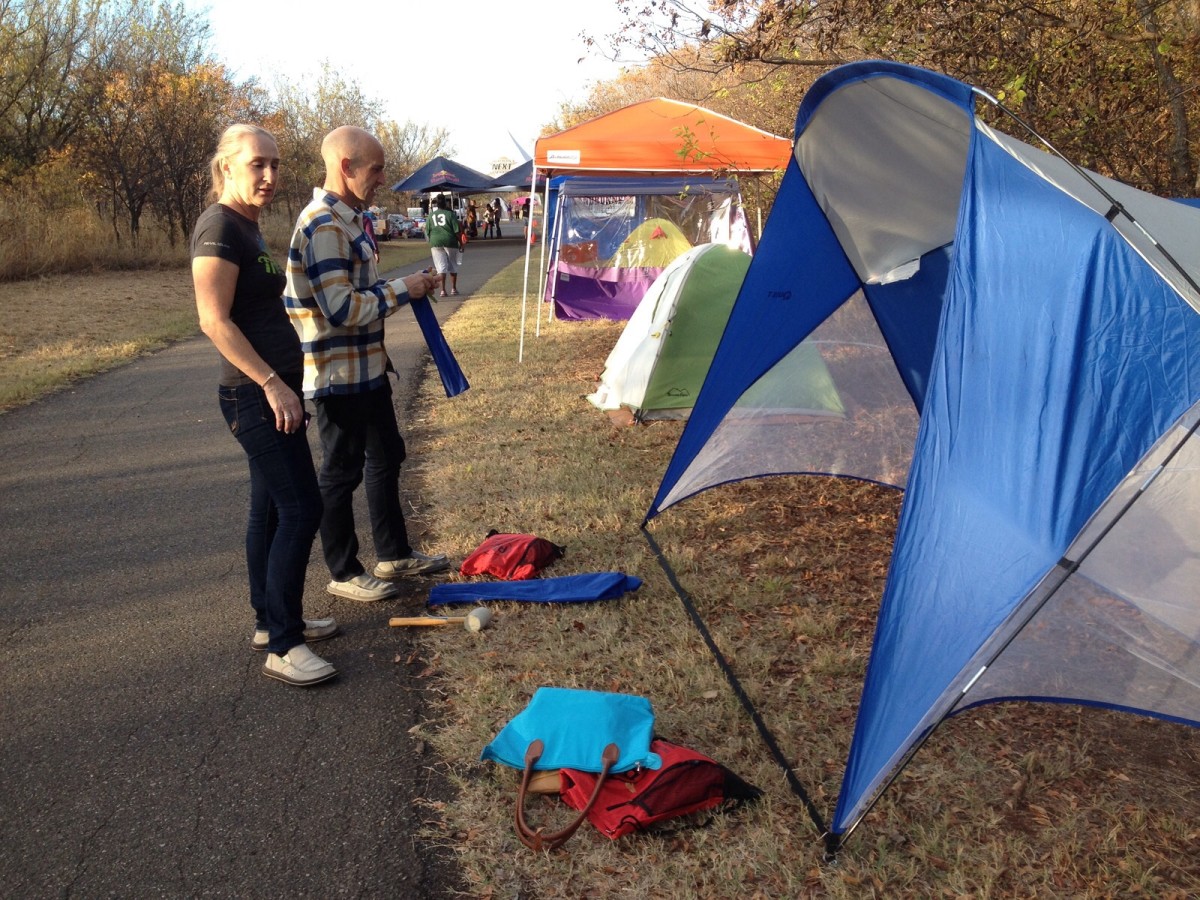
[{"left": 639, "top": 525, "right": 830, "bottom": 842}]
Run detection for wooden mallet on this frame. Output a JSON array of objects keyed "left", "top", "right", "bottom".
[{"left": 389, "top": 607, "right": 493, "bottom": 632}]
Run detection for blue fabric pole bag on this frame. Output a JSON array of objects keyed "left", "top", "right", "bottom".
[
  {"left": 429, "top": 573, "right": 642, "bottom": 607},
  {"left": 409, "top": 296, "right": 469, "bottom": 398},
  {"left": 481, "top": 687, "right": 662, "bottom": 774}
]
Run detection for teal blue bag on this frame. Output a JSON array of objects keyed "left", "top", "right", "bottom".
[
  {"left": 481, "top": 687, "right": 662, "bottom": 773},
  {"left": 482, "top": 687, "right": 663, "bottom": 851}
]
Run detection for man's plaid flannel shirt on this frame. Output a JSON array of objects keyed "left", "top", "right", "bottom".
[{"left": 284, "top": 188, "right": 409, "bottom": 399}]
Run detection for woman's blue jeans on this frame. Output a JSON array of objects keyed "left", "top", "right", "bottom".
[{"left": 218, "top": 378, "right": 323, "bottom": 655}]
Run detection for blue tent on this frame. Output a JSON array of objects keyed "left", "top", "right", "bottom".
[
  {"left": 490, "top": 159, "right": 542, "bottom": 192},
  {"left": 646, "top": 61, "right": 1200, "bottom": 847},
  {"left": 391, "top": 155, "right": 495, "bottom": 194},
  {"left": 541, "top": 176, "right": 747, "bottom": 320}
]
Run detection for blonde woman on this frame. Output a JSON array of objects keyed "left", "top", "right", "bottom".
[{"left": 191, "top": 124, "right": 337, "bottom": 686}]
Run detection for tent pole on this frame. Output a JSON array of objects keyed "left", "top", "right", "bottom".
[
  {"left": 518, "top": 167, "right": 539, "bottom": 362},
  {"left": 542, "top": 186, "right": 567, "bottom": 332},
  {"left": 976, "top": 89, "right": 1200, "bottom": 302},
  {"left": 536, "top": 176, "right": 553, "bottom": 334}
]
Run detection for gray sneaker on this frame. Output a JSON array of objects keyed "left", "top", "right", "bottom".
[
  {"left": 327, "top": 573, "right": 402, "bottom": 602},
  {"left": 261, "top": 644, "right": 337, "bottom": 686},
  {"left": 374, "top": 551, "right": 451, "bottom": 579},
  {"left": 251, "top": 617, "right": 340, "bottom": 651}
]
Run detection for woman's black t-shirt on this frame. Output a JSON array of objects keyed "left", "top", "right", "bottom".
[{"left": 191, "top": 203, "right": 299, "bottom": 387}]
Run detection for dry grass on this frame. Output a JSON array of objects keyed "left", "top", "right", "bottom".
[
  {"left": 4, "top": 251, "right": 1197, "bottom": 895},
  {"left": 0, "top": 205, "right": 170, "bottom": 280},
  {"left": 0, "top": 237, "right": 429, "bottom": 413},
  {"left": 0, "top": 268, "right": 198, "bottom": 411},
  {"left": 405, "top": 262, "right": 1200, "bottom": 898}
]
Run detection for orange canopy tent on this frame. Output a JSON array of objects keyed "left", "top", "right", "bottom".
[
  {"left": 533, "top": 98, "right": 792, "bottom": 175},
  {"left": 520, "top": 99, "right": 792, "bottom": 359}
]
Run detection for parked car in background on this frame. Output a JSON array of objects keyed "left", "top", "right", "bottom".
[
  {"left": 387, "top": 214, "right": 424, "bottom": 239},
  {"left": 364, "top": 210, "right": 392, "bottom": 242}
]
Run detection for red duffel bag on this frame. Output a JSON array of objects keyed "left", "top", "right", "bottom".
[{"left": 558, "top": 738, "right": 761, "bottom": 840}]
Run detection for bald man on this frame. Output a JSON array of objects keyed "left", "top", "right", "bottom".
[{"left": 285, "top": 126, "right": 450, "bottom": 605}]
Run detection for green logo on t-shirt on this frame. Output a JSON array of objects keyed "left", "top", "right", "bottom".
[{"left": 258, "top": 253, "right": 281, "bottom": 275}]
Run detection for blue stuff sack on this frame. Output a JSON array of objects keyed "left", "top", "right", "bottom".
[{"left": 481, "top": 687, "right": 662, "bottom": 773}]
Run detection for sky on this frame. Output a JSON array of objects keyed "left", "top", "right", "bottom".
[{"left": 185, "top": 0, "right": 639, "bottom": 176}]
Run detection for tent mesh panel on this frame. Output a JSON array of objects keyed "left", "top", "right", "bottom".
[
  {"left": 660, "top": 290, "right": 918, "bottom": 510},
  {"left": 964, "top": 408, "right": 1200, "bottom": 723}
]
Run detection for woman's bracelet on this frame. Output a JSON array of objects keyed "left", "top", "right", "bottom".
[{"left": 261, "top": 371, "right": 277, "bottom": 389}]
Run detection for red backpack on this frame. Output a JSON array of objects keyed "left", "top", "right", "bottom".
[{"left": 459, "top": 531, "right": 565, "bottom": 581}]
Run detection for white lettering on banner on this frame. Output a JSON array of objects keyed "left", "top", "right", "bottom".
[{"left": 547, "top": 150, "right": 581, "bottom": 165}]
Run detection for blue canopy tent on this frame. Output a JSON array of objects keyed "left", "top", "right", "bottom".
[
  {"left": 489, "top": 159, "right": 543, "bottom": 192},
  {"left": 645, "top": 61, "right": 1200, "bottom": 851},
  {"left": 391, "top": 155, "right": 495, "bottom": 194},
  {"left": 540, "top": 175, "right": 748, "bottom": 320}
]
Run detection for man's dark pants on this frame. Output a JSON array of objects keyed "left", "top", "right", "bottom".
[{"left": 313, "top": 383, "right": 413, "bottom": 581}]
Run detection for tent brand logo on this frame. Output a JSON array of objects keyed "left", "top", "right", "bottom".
[
  {"left": 767, "top": 289, "right": 792, "bottom": 300},
  {"left": 547, "top": 150, "right": 581, "bottom": 165}
]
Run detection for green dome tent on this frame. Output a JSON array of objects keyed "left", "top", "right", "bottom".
[{"left": 588, "top": 244, "right": 844, "bottom": 424}]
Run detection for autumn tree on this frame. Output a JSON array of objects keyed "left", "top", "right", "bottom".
[
  {"left": 377, "top": 119, "right": 454, "bottom": 192},
  {"left": 0, "top": 0, "right": 113, "bottom": 181},
  {"left": 147, "top": 62, "right": 271, "bottom": 244},
  {"left": 270, "top": 66, "right": 385, "bottom": 219},
  {"left": 607, "top": 0, "right": 1200, "bottom": 195},
  {"left": 554, "top": 51, "right": 800, "bottom": 139},
  {"left": 71, "top": 0, "right": 242, "bottom": 242}
]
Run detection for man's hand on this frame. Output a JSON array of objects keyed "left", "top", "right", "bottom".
[{"left": 401, "top": 271, "right": 440, "bottom": 298}]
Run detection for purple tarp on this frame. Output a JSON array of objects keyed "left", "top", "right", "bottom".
[{"left": 544, "top": 261, "right": 664, "bottom": 320}]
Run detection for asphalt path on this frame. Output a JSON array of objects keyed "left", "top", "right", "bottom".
[{"left": 0, "top": 233, "right": 527, "bottom": 898}]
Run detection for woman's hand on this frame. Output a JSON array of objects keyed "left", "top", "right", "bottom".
[{"left": 263, "top": 377, "right": 306, "bottom": 433}]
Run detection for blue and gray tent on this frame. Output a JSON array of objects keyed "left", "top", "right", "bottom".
[
  {"left": 391, "top": 155, "right": 494, "bottom": 194},
  {"left": 645, "top": 60, "right": 1200, "bottom": 850}
]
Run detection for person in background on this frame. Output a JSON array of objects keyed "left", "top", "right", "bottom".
[
  {"left": 362, "top": 209, "right": 379, "bottom": 262},
  {"left": 492, "top": 197, "right": 503, "bottom": 237},
  {"left": 481, "top": 202, "right": 495, "bottom": 239},
  {"left": 465, "top": 200, "right": 478, "bottom": 240},
  {"left": 191, "top": 123, "right": 337, "bottom": 687},
  {"left": 426, "top": 194, "right": 461, "bottom": 297},
  {"left": 285, "top": 125, "right": 449, "bottom": 605}
]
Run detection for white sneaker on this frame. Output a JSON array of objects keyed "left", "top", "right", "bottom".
[
  {"left": 374, "top": 550, "right": 450, "bottom": 579},
  {"left": 251, "top": 617, "right": 340, "bottom": 651},
  {"left": 326, "top": 573, "right": 402, "bottom": 602},
  {"left": 262, "top": 643, "right": 337, "bottom": 686}
]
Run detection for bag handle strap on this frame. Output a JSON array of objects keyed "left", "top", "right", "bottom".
[{"left": 515, "top": 739, "right": 620, "bottom": 852}]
